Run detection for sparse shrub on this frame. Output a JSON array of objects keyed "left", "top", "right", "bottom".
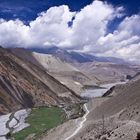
[
  {"left": 136, "top": 132, "right": 140, "bottom": 140},
  {"left": 101, "top": 136, "right": 108, "bottom": 140},
  {"left": 126, "top": 75, "right": 132, "bottom": 80},
  {"left": 107, "top": 132, "right": 111, "bottom": 137},
  {"left": 95, "top": 134, "right": 101, "bottom": 139},
  {"left": 6, "top": 132, "right": 11, "bottom": 138}
]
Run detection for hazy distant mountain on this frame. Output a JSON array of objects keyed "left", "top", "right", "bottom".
[{"left": 28, "top": 47, "right": 128, "bottom": 64}]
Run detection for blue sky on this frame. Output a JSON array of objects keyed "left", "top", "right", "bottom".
[
  {"left": 0, "top": 0, "right": 139, "bottom": 34},
  {"left": 0, "top": 0, "right": 140, "bottom": 62},
  {"left": 0, "top": 0, "right": 139, "bottom": 21},
  {"left": 0, "top": 0, "right": 92, "bottom": 21}
]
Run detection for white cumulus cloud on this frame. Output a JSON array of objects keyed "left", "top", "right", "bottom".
[
  {"left": 97, "top": 15, "right": 140, "bottom": 62},
  {"left": 0, "top": 0, "right": 139, "bottom": 62}
]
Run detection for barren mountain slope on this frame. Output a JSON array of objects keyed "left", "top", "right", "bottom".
[
  {"left": 11, "top": 48, "right": 99, "bottom": 94},
  {"left": 89, "top": 79, "right": 140, "bottom": 120},
  {"left": 75, "top": 61, "right": 140, "bottom": 84},
  {"left": 29, "top": 47, "right": 127, "bottom": 64},
  {"left": 0, "top": 47, "right": 82, "bottom": 115},
  {"left": 73, "top": 79, "right": 140, "bottom": 140}
]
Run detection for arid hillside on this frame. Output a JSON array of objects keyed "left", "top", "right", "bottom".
[
  {"left": 0, "top": 47, "right": 82, "bottom": 115},
  {"left": 75, "top": 61, "right": 140, "bottom": 84},
  {"left": 89, "top": 79, "right": 140, "bottom": 120},
  {"left": 10, "top": 48, "right": 98, "bottom": 93},
  {"left": 74, "top": 78, "right": 140, "bottom": 140}
]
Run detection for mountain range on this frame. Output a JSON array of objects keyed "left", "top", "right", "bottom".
[
  {"left": 1, "top": 46, "right": 140, "bottom": 115},
  {"left": 28, "top": 47, "right": 128, "bottom": 64},
  {"left": 0, "top": 46, "right": 140, "bottom": 140}
]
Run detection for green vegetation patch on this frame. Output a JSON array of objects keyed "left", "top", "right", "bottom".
[{"left": 13, "top": 107, "right": 66, "bottom": 140}]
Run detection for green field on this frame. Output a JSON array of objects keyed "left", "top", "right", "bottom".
[{"left": 13, "top": 107, "right": 66, "bottom": 140}]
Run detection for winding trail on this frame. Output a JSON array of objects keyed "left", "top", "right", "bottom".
[
  {"left": 65, "top": 104, "right": 89, "bottom": 140},
  {"left": 64, "top": 82, "right": 126, "bottom": 140}
]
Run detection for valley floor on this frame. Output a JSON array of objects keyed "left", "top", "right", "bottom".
[
  {"left": 41, "top": 83, "right": 116, "bottom": 140},
  {"left": 0, "top": 109, "right": 30, "bottom": 140},
  {"left": 41, "top": 81, "right": 140, "bottom": 140},
  {"left": 41, "top": 97, "right": 140, "bottom": 140},
  {"left": 13, "top": 107, "right": 66, "bottom": 140},
  {"left": 40, "top": 97, "right": 107, "bottom": 140},
  {"left": 1, "top": 81, "right": 139, "bottom": 140},
  {"left": 0, "top": 107, "right": 66, "bottom": 140}
]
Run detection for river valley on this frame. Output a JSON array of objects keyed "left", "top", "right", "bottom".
[
  {"left": 42, "top": 81, "right": 127, "bottom": 140},
  {"left": 0, "top": 81, "right": 127, "bottom": 140}
]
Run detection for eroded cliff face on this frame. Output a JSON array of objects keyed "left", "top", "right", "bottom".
[{"left": 0, "top": 47, "right": 82, "bottom": 115}]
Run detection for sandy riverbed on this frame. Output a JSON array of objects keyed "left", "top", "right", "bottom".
[{"left": 0, "top": 109, "right": 30, "bottom": 140}]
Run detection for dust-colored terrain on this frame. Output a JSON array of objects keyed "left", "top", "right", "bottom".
[
  {"left": 42, "top": 79, "right": 140, "bottom": 140},
  {"left": 75, "top": 61, "right": 140, "bottom": 84},
  {"left": 0, "top": 47, "right": 82, "bottom": 115},
  {"left": 11, "top": 48, "right": 98, "bottom": 94},
  {"left": 71, "top": 79, "right": 140, "bottom": 140},
  {"left": 1, "top": 47, "right": 140, "bottom": 140}
]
